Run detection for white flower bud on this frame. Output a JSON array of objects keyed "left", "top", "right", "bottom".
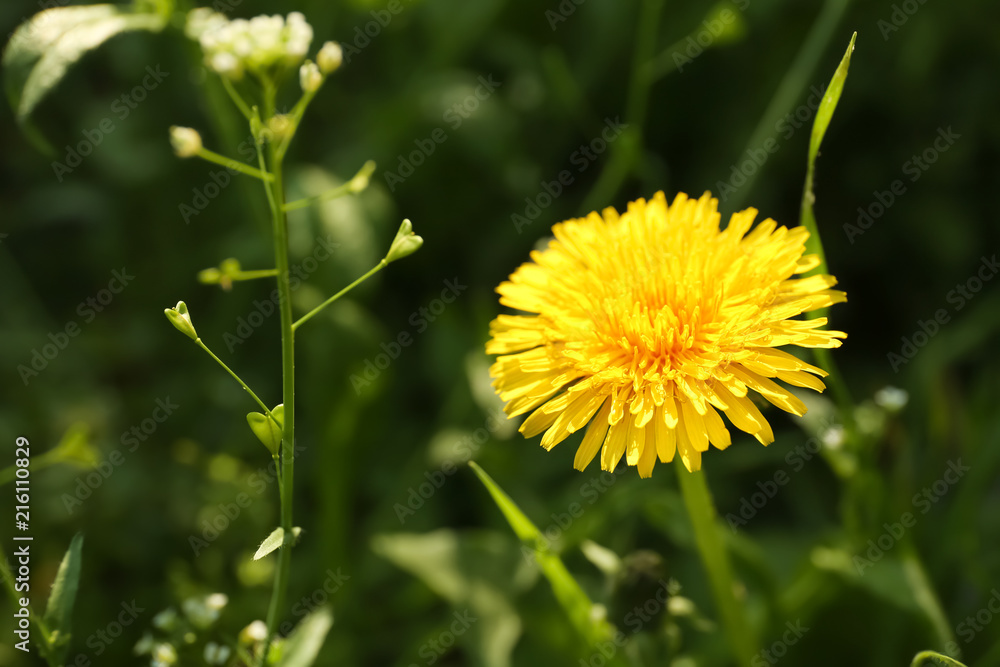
[
  {"left": 240, "top": 620, "right": 268, "bottom": 645},
  {"left": 299, "top": 61, "right": 322, "bottom": 93},
  {"left": 169, "top": 126, "right": 202, "bottom": 158},
  {"left": 317, "top": 41, "right": 343, "bottom": 73}
]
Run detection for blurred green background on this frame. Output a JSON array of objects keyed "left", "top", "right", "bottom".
[{"left": 2, "top": 0, "right": 1000, "bottom": 665}]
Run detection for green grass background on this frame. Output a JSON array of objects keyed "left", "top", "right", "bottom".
[{"left": 2, "top": 0, "right": 1000, "bottom": 665}]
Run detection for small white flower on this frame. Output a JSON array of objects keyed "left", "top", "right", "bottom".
[
  {"left": 317, "top": 41, "right": 343, "bottom": 73},
  {"left": 152, "top": 643, "right": 178, "bottom": 665},
  {"left": 185, "top": 8, "right": 227, "bottom": 40},
  {"left": 169, "top": 127, "right": 202, "bottom": 158},
  {"left": 821, "top": 424, "right": 846, "bottom": 449},
  {"left": 205, "top": 593, "right": 229, "bottom": 611},
  {"left": 300, "top": 61, "right": 322, "bottom": 93},
  {"left": 209, "top": 52, "right": 242, "bottom": 78},
  {"left": 240, "top": 620, "right": 269, "bottom": 644},
  {"left": 874, "top": 386, "right": 909, "bottom": 412},
  {"left": 204, "top": 642, "right": 232, "bottom": 665}
]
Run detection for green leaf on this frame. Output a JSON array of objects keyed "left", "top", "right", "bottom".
[
  {"left": 799, "top": 31, "right": 857, "bottom": 275},
  {"left": 253, "top": 526, "right": 302, "bottom": 561},
  {"left": 276, "top": 606, "right": 334, "bottom": 667},
  {"left": 43, "top": 533, "right": 84, "bottom": 660},
  {"left": 468, "top": 462, "right": 618, "bottom": 653},
  {"left": 2, "top": 5, "right": 167, "bottom": 123}
]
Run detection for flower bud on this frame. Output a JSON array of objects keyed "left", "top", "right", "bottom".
[
  {"left": 169, "top": 126, "right": 202, "bottom": 158},
  {"left": 317, "top": 41, "right": 342, "bottom": 73},
  {"left": 385, "top": 219, "right": 424, "bottom": 263},
  {"left": 299, "top": 60, "right": 322, "bottom": 93},
  {"left": 153, "top": 643, "right": 178, "bottom": 665},
  {"left": 164, "top": 301, "right": 198, "bottom": 340},
  {"left": 267, "top": 114, "right": 293, "bottom": 141},
  {"left": 239, "top": 620, "right": 268, "bottom": 645}
]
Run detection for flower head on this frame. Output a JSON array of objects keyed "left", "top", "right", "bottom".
[
  {"left": 487, "top": 192, "right": 846, "bottom": 476},
  {"left": 190, "top": 10, "right": 313, "bottom": 80}
]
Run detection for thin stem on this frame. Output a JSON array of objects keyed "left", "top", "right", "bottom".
[
  {"left": 0, "top": 452, "right": 60, "bottom": 486},
  {"left": 194, "top": 339, "right": 273, "bottom": 418},
  {"left": 676, "top": 463, "right": 757, "bottom": 667},
  {"left": 283, "top": 160, "right": 376, "bottom": 212},
  {"left": 292, "top": 260, "right": 387, "bottom": 331},
  {"left": 275, "top": 86, "right": 319, "bottom": 163},
  {"left": 195, "top": 147, "right": 274, "bottom": 182},
  {"left": 260, "top": 80, "right": 296, "bottom": 645},
  {"left": 229, "top": 268, "right": 279, "bottom": 280},
  {"left": 220, "top": 76, "right": 253, "bottom": 120}
]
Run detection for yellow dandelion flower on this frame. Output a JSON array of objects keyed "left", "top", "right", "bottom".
[{"left": 487, "top": 191, "right": 846, "bottom": 476}]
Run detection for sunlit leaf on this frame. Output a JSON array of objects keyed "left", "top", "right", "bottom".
[
  {"left": 3, "top": 5, "right": 167, "bottom": 123},
  {"left": 43, "top": 533, "right": 84, "bottom": 661},
  {"left": 253, "top": 526, "right": 302, "bottom": 561},
  {"left": 276, "top": 606, "right": 334, "bottom": 667}
]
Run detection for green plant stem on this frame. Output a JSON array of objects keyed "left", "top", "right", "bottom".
[
  {"left": 282, "top": 160, "right": 376, "bottom": 212},
  {"left": 220, "top": 76, "right": 253, "bottom": 120},
  {"left": 676, "top": 463, "right": 757, "bottom": 667},
  {"left": 196, "top": 146, "right": 274, "bottom": 182},
  {"left": 229, "top": 268, "right": 279, "bottom": 280},
  {"left": 292, "top": 260, "right": 387, "bottom": 331},
  {"left": 194, "top": 339, "right": 273, "bottom": 418},
  {"left": 259, "top": 81, "right": 296, "bottom": 647},
  {"left": 0, "top": 451, "right": 61, "bottom": 487}
]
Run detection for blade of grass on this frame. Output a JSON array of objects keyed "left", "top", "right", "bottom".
[{"left": 468, "top": 462, "right": 623, "bottom": 661}]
